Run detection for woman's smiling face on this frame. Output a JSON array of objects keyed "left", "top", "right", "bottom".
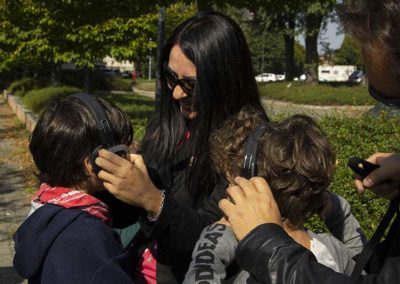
[{"left": 168, "top": 45, "right": 197, "bottom": 120}]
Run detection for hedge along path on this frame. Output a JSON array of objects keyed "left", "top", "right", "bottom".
[
  {"left": 0, "top": 97, "right": 31, "bottom": 284},
  {"left": 133, "top": 88, "right": 372, "bottom": 118},
  {"left": 263, "top": 99, "right": 371, "bottom": 118}
]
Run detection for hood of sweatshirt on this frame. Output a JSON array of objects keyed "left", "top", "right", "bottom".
[{"left": 13, "top": 204, "right": 84, "bottom": 278}]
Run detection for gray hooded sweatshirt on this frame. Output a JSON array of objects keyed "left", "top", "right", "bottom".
[{"left": 184, "top": 193, "right": 367, "bottom": 283}]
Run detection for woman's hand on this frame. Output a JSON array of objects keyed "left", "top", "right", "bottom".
[
  {"left": 96, "top": 150, "right": 163, "bottom": 216},
  {"left": 218, "top": 177, "right": 282, "bottom": 241},
  {"left": 216, "top": 217, "right": 230, "bottom": 226},
  {"left": 354, "top": 152, "right": 400, "bottom": 200}
]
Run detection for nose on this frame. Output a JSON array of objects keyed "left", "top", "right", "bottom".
[{"left": 172, "top": 84, "right": 188, "bottom": 100}]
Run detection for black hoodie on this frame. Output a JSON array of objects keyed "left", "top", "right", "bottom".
[{"left": 13, "top": 204, "right": 133, "bottom": 283}]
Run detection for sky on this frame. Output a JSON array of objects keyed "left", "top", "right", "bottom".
[
  {"left": 319, "top": 20, "right": 344, "bottom": 52},
  {"left": 297, "top": 20, "right": 345, "bottom": 54}
]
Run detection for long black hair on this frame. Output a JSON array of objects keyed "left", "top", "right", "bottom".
[{"left": 142, "top": 11, "right": 267, "bottom": 193}]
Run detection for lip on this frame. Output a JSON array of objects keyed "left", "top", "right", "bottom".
[
  {"left": 179, "top": 98, "right": 192, "bottom": 110},
  {"left": 180, "top": 102, "right": 192, "bottom": 110},
  {"left": 178, "top": 100, "right": 193, "bottom": 118}
]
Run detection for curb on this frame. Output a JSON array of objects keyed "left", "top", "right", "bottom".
[{"left": 2, "top": 90, "right": 37, "bottom": 133}]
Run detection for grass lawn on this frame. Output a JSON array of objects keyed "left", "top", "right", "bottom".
[
  {"left": 132, "top": 79, "right": 375, "bottom": 106},
  {"left": 100, "top": 92, "right": 155, "bottom": 140},
  {"left": 134, "top": 78, "right": 156, "bottom": 92},
  {"left": 259, "top": 81, "right": 375, "bottom": 106}
]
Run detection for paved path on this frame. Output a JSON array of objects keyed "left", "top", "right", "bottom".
[
  {"left": 0, "top": 98, "right": 30, "bottom": 283},
  {"left": 263, "top": 99, "right": 371, "bottom": 118},
  {"left": 133, "top": 88, "right": 372, "bottom": 118}
]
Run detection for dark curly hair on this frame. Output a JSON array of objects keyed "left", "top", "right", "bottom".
[
  {"left": 29, "top": 95, "right": 133, "bottom": 187},
  {"left": 210, "top": 106, "right": 335, "bottom": 228},
  {"left": 339, "top": 0, "right": 400, "bottom": 78}
]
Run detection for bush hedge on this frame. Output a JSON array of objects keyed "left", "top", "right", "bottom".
[
  {"left": 8, "top": 78, "right": 39, "bottom": 97},
  {"left": 259, "top": 81, "right": 375, "bottom": 106},
  {"left": 23, "top": 86, "right": 82, "bottom": 114},
  {"left": 305, "top": 113, "right": 400, "bottom": 238},
  {"left": 59, "top": 70, "right": 133, "bottom": 92},
  {"left": 100, "top": 92, "right": 155, "bottom": 140}
]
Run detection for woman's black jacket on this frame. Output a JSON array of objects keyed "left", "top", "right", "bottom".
[{"left": 235, "top": 222, "right": 400, "bottom": 284}]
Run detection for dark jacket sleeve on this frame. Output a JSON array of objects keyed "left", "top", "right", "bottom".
[
  {"left": 140, "top": 179, "right": 226, "bottom": 253},
  {"left": 235, "top": 223, "right": 400, "bottom": 284}
]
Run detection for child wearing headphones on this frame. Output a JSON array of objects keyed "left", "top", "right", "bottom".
[
  {"left": 13, "top": 94, "right": 135, "bottom": 283},
  {"left": 184, "top": 106, "right": 366, "bottom": 283}
]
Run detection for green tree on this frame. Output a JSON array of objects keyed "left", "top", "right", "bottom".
[
  {"left": 0, "top": 0, "right": 197, "bottom": 89},
  {"left": 300, "top": 0, "right": 337, "bottom": 84},
  {"left": 334, "top": 35, "right": 363, "bottom": 68},
  {"left": 241, "top": 0, "right": 337, "bottom": 84},
  {"left": 294, "top": 41, "right": 306, "bottom": 76}
]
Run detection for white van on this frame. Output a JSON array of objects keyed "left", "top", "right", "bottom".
[{"left": 318, "top": 65, "right": 356, "bottom": 82}]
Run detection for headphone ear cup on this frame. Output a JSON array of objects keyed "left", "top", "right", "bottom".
[{"left": 90, "top": 145, "right": 103, "bottom": 175}]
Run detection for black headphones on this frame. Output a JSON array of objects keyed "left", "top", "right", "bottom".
[
  {"left": 69, "top": 93, "right": 128, "bottom": 175},
  {"left": 240, "top": 124, "right": 267, "bottom": 179}
]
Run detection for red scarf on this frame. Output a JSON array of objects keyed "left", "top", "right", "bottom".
[{"left": 33, "top": 183, "right": 111, "bottom": 224}]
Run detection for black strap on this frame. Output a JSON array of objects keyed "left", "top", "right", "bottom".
[
  {"left": 350, "top": 196, "right": 400, "bottom": 281},
  {"left": 69, "top": 93, "right": 115, "bottom": 146},
  {"left": 240, "top": 124, "right": 267, "bottom": 179}
]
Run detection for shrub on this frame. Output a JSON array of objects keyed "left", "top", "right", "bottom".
[
  {"left": 259, "top": 81, "right": 375, "bottom": 106},
  {"left": 23, "top": 86, "right": 82, "bottom": 114},
  {"left": 8, "top": 78, "right": 38, "bottom": 97},
  {"left": 106, "top": 77, "right": 133, "bottom": 92},
  {"left": 134, "top": 78, "right": 156, "bottom": 92},
  {"left": 100, "top": 92, "right": 155, "bottom": 140},
  {"left": 305, "top": 113, "right": 400, "bottom": 238}
]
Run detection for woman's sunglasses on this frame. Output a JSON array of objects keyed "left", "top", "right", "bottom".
[{"left": 164, "top": 66, "right": 196, "bottom": 96}]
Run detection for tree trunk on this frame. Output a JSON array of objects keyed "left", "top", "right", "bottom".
[
  {"left": 50, "top": 63, "right": 57, "bottom": 86},
  {"left": 155, "top": 6, "right": 165, "bottom": 111},
  {"left": 22, "top": 65, "right": 29, "bottom": 79},
  {"left": 83, "top": 67, "right": 90, "bottom": 91},
  {"left": 196, "top": 0, "right": 213, "bottom": 12},
  {"left": 304, "top": 13, "right": 323, "bottom": 85},
  {"left": 136, "top": 60, "right": 142, "bottom": 78},
  {"left": 284, "top": 18, "right": 295, "bottom": 81}
]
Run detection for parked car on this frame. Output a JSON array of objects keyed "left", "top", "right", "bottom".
[
  {"left": 293, "top": 74, "right": 306, "bottom": 81},
  {"left": 121, "top": 70, "right": 133, "bottom": 79},
  {"left": 276, "top": 74, "right": 285, "bottom": 81},
  {"left": 101, "top": 68, "right": 122, "bottom": 77},
  {"left": 255, "top": 73, "right": 277, "bottom": 83},
  {"left": 348, "top": 70, "right": 365, "bottom": 84}
]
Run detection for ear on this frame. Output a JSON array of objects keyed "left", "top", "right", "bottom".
[{"left": 83, "top": 157, "right": 96, "bottom": 177}]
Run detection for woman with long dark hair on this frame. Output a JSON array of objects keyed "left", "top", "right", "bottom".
[{"left": 96, "top": 11, "right": 267, "bottom": 283}]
